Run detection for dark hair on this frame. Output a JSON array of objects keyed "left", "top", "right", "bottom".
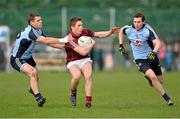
[
  {"left": 28, "top": 13, "right": 41, "bottom": 25},
  {"left": 134, "top": 13, "right": 145, "bottom": 22},
  {"left": 70, "top": 17, "right": 82, "bottom": 30}
]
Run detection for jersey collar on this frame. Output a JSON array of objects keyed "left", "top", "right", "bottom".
[
  {"left": 132, "top": 24, "right": 145, "bottom": 31},
  {"left": 70, "top": 31, "right": 81, "bottom": 39}
]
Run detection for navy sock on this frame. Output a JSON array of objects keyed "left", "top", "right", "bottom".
[
  {"left": 29, "top": 88, "right": 35, "bottom": 96},
  {"left": 35, "top": 93, "right": 42, "bottom": 101},
  {"left": 162, "top": 93, "right": 170, "bottom": 102}
]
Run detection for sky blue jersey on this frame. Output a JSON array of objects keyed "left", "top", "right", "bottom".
[
  {"left": 121, "top": 24, "right": 159, "bottom": 60},
  {"left": 11, "top": 25, "right": 46, "bottom": 59}
]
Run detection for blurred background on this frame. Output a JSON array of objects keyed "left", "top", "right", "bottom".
[{"left": 0, "top": 0, "right": 180, "bottom": 72}]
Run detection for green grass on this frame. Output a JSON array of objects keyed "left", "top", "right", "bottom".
[{"left": 0, "top": 70, "right": 180, "bottom": 118}]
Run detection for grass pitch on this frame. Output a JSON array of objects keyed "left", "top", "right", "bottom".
[{"left": 0, "top": 69, "right": 179, "bottom": 118}]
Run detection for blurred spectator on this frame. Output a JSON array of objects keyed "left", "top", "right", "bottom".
[
  {"left": 123, "top": 44, "right": 131, "bottom": 70},
  {"left": 90, "top": 47, "right": 95, "bottom": 70},
  {"left": 96, "top": 48, "right": 104, "bottom": 71},
  {"left": 158, "top": 40, "right": 167, "bottom": 71},
  {"left": 173, "top": 42, "right": 180, "bottom": 71},
  {"left": 165, "top": 44, "right": 174, "bottom": 72},
  {"left": 0, "top": 46, "right": 5, "bottom": 70},
  {"left": 91, "top": 44, "right": 105, "bottom": 71}
]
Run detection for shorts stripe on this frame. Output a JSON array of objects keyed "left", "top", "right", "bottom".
[{"left": 15, "top": 58, "right": 23, "bottom": 68}]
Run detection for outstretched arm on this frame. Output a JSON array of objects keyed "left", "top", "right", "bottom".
[
  {"left": 36, "top": 34, "right": 74, "bottom": 50},
  {"left": 94, "top": 27, "right": 119, "bottom": 38},
  {"left": 46, "top": 43, "right": 65, "bottom": 50},
  {"left": 36, "top": 35, "right": 70, "bottom": 45}
]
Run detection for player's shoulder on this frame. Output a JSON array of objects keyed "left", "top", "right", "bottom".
[
  {"left": 82, "top": 28, "right": 94, "bottom": 36},
  {"left": 144, "top": 23, "right": 159, "bottom": 38},
  {"left": 121, "top": 25, "right": 133, "bottom": 35},
  {"left": 23, "top": 25, "right": 38, "bottom": 35},
  {"left": 144, "top": 23, "right": 155, "bottom": 31},
  {"left": 17, "top": 25, "right": 31, "bottom": 39},
  {"left": 121, "top": 25, "right": 132, "bottom": 30},
  {"left": 22, "top": 25, "right": 31, "bottom": 34},
  {"left": 82, "top": 28, "right": 93, "bottom": 33}
]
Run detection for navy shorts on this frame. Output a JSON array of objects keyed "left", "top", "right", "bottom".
[
  {"left": 134, "top": 56, "right": 162, "bottom": 76},
  {"left": 10, "top": 56, "right": 36, "bottom": 72}
]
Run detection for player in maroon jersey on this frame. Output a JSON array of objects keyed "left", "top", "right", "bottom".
[{"left": 65, "top": 17, "right": 119, "bottom": 108}]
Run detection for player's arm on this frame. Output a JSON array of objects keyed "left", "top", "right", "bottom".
[
  {"left": 119, "top": 29, "right": 125, "bottom": 44},
  {"left": 94, "top": 27, "right": 119, "bottom": 38},
  {"left": 36, "top": 35, "right": 69, "bottom": 45},
  {"left": 146, "top": 27, "right": 161, "bottom": 61},
  {"left": 36, "top": 35, "right": 74, "bottom": 50},
  {"left": 46, "top": 44, "right": 65, "bottom": 50},
  {"left": 72, "top": 40, "right": 95, "bottom": 56},
  {"left": 152, "top": 38, "right": 161, "bottom": 53},
  {"left": 147, "top": 38, "right": 161, "bottom": 61},
  {"left": 118, "top": 29, "right": 126, "bottom": 55},
  {"left": 146, "top": 24, "right": 161, "bottom": 53},
  {"left": 47, "top": 35, "right": 75, "bottom": 50}
]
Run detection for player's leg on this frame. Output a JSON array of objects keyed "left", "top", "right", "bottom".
[
  {"left": 157, "top": 75, "right": 163, "bottom": 84},
  {"left": 151, "top": 57, "right": 173, "bottom": 105},
  {"left": 10, "top": 56, "right": 45, "bottom": 107},
  {"left": 154, "top": 68, "right": 173, "bottom": 105},
  {"left": 23, "top": 64, "right": 39, "bottom": 94},
  {"left": 145, "top": 69, "right": 173, "bottom": 106},
  {"left": 134, "top": 59, "right": 153, "bottom": 87},
  {"left": 29, "top": 67, "right": 40, "bottom": 94},
  {"left": 22, "top": 64, "right": 46, "bottom": 107},
  {"left": 145, "top": 69, "right": 165, "bottom": 94},
  {"left": 81, "top": 62, "right": 93, "bottom": 108},
  {"left": 150, "top": 57, "right": 164, "bottom": 84},
  {"left": 144, "top": 75, "right": 153, "bottom": 87},
  {"left": 135, "top": 59, "right": 173, "bottom": 106},
  {"left": 69, "top": 65, "right": 81, "bottom": 106}
]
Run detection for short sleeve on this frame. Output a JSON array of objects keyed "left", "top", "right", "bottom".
[
  {"left": 29, "top": 28, "right": 45, "bottom": 41},
  {"left": 145, "top": 24, "right": 159, "bottom": 40},
  {"left": 42, "top": 30, "right": 46, "bottom": 37},
  {"left": 148, "top": 30, "right": 156, "bottom": 41},
  {"left": 82, "top": 29, "right": 95, "bottom": 37},
  {"left": 121, "top": 25, "right": 130, "bottom": 35},
  {"left": 29, "top": 29, "right": 37, "bottom": 41}
]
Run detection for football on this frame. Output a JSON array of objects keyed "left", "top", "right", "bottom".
[{"left": 78, "top": 36, "right": 92, "bottom": 47}]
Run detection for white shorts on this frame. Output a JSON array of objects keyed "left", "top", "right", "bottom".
[{"left": 67, "top": 57, "right": 92, "bottom": 69}]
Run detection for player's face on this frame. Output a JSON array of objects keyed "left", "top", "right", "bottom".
[
  {"left": 133, "top": 17, "right": 144, "bottom": 30},
  {"left": 31, "top": 16, "right": 43, "bottom": 29},
  {"left": 72, "top": 20, "right": 83, "bottom": 36}
]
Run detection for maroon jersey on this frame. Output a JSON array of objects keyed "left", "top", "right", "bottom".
[{"left": 65, "top": 29, "right": 95, "bottom": 63}]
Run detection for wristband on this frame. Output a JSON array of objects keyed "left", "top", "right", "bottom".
[{"left": 58, "top": 38, "right": 67, "bottom": 43}]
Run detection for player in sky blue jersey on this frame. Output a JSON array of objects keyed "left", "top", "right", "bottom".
[
  {"left": 118, "top": 13, "right": 173, "bottom": 106},
  {"left": 10, "top": 13, "right": 71, "bottom": 107}
]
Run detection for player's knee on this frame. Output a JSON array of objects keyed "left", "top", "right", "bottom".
[
  {"left": 72, "top": 74, "right": 81, "bottom": 81},
  {"left": 84, "top": 75, "right": 92, "bottom": 81},
  {"left": 157, "top": 75, "right": 163, "bottom": 84},
  {"left": 159, "top": 80, "right": 163, "bottom": 84},
  {"left": 29, "top": 69, "right": 37, "bottom": 78},
  {"left": 149, "top": 76, "right": 157, "bottom": 82}
]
